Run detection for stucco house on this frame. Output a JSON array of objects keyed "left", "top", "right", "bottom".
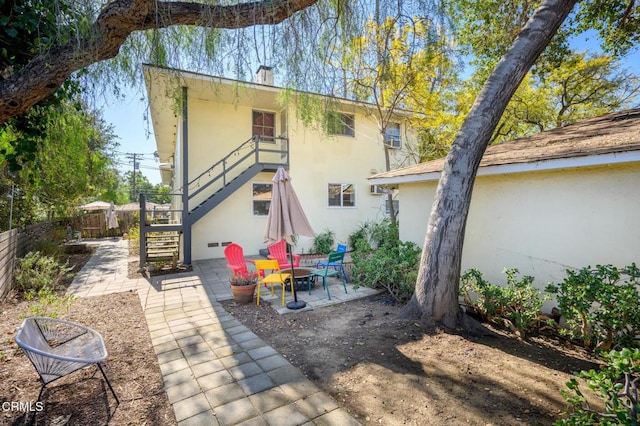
[
  {"left": 143, "top": 65, "right": 415, "bottom": 263},
  {"left": 369, "top": 109, "right": 640, "bottom": 288}
]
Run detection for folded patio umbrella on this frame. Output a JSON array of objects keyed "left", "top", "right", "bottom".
[
  {"left": 264, "top": 167, "right": 315, "bottom": 309},
  {"left": 106, "top": 202, "right": 119, "bottom": 230}
]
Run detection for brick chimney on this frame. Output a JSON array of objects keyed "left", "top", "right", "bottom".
[{"left": 255, "top": 65, "right": 274, "bottom": 85}]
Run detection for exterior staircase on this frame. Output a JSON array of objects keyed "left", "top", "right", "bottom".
[
  {"left": 188, "top": 162, "right": 265, "bottom": 224},
  {"left": 139, "top": 136, "right": 288, "bottom": 266}
]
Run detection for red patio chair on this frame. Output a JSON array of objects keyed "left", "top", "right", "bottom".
[
  {"left": 224, "top": 243, "right": 249, "bottom": 276},
  {"left": 267, "top": 239, "right": 300, "bottom": 269}
]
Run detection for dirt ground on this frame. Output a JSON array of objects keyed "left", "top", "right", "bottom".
[
  {"left": 1, "top": 248, "right": 602, "bottom": 425},
  {"left": 0, "top": 250, "right": 176, "bottom": 426},
  {"left": 222, "top": 297, "right": 600, "bottom": 426}
]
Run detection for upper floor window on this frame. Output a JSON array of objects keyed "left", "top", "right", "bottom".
[
  {"left": 326, "top": 112, "right": 355, "bottom": 137},
  {"left": 328, "top": 183, "right": 356, "bottom": 207},
  {"left": 252, "top": 182, "right": 272, "bottom": 216},
  {"left": 253, "top": 110, "right": 275, "bottom": 142},
  {"left": 385, "top": 123, "right": 401, "bottom": 148}
]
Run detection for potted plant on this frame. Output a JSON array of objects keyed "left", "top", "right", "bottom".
[{"left": 229, "top": 271, "right": 259, "bottom": 304}]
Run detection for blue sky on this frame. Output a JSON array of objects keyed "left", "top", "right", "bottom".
[
  {"left": 99, "top": 94, "right": 161, "bottom": 184},
  {"left": 99, "top": 32, "right": 640, "bottom": 186}
]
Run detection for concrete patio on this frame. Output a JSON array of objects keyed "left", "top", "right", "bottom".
[{"left": 66, "top": 238, "right": 376, "bottom": 425}]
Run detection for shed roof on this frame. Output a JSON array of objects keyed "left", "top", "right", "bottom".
[
  {"left": 79, "top": 201, "right": 111, "bottom": 211},
  {"left": 370, "top": 109, "right": 640, "bottom": 183}
]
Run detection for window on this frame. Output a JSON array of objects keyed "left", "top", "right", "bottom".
[
  {"left": 252, "top": 110, "right": 275, "bottom": 142},
  {"left": 326, "top": 112, "right": 355, "bottom": 137},
  {"left": 385, "top": 199, "right": 399, "bottom": 216},
  {"left": 252, "top": 183, "right": 272, "bottom": 216},
  {"left": 328, "top": 183, "right": 356, "bottom": 207},
  {"left": 385, "top": 123, "right": 401, "bottom": 148}
]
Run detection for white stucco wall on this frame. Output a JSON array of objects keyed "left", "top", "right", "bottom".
[
  {"left": 187, "top": 96, "right": 406, "bottom": 260},
  {"left": 398, "top": 162, "right": 640, "bottom": 289}
]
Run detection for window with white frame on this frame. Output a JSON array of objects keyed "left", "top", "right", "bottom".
[
  {"left": 252, "top": 182, "right": 272, "bottom": 215},
  {"left": 328, "top": 183, "right": 356, "bottom": 207},
  {"left": 326, "top": 112, "right": 355, "bottom": 137},
  {"left": 385, "top": 199, "right": 399, "bottom": 216},
  {"left": 385, "top": 123, "right": 401, "bottom": 148},
  {"left": 252, "top": 110, "right": 275, "bottom": 142}
]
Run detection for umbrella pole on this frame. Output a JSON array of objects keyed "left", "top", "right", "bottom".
[{"left": 285, "top": 241, "right": 306, "bottom": 310}]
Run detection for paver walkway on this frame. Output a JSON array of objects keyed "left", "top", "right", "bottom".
[{"left": 67, "top": 238, "right": 371, "bottom": 425}]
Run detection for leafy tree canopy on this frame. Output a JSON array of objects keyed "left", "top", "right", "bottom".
[
  {"left": 0, "top": 100, "right": 119, "bottom": 229},
  {"left": 493, "top": 52, "right": 640, "bottom": 142},
  {"left": 0, "top": 0, "right": 329, "bottom": 124},
  {"left": 450, "top": 0, "right": 640, "bottom": 76}
]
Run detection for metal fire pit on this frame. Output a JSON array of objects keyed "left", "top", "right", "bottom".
[{"left": 280, "top": 268, "right": 315, "bottom": 292}]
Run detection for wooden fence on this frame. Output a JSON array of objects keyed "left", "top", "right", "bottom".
[
  {"left": 0, "top": 222, "right": 52, "bottom": 300},
  {"left": 70, "top": 211, "right": 137, "bottom": 239}
]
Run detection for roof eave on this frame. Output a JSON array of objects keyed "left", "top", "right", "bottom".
[{"left": 370, "top": 150, "right": 640, "bottom": 184}]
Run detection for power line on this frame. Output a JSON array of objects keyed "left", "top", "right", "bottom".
[
  {"left": 113, "top": 150, "right": 157, "bottom": 157},
  {"left": 124, "top": 153, "right": 143, "bottom": 198},
  {"left": 111, "top": 159, "right": 161, "bottom": 171}
]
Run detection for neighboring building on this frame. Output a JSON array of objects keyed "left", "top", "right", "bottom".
[
  {"left": 144, "top": 65, "right": 415, "bottom": 262},
  {"left": 369, "top": 109, "right": 640, "bottom": 288}
]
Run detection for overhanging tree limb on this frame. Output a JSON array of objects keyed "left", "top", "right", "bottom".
[{"left": 0, "top": 0, "right": 319, "bottom": 124}]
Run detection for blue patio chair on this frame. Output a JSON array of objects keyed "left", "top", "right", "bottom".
[
  {"left": 308, "top": 251, "right": 347, "bottom": 299},
  {"left": 315, "top": 243, "right": 348, "bottom": 282}
]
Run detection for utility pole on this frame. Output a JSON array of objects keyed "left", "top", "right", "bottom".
[{"left": 125, "top": 153, "right": 140, "bottom": 201}]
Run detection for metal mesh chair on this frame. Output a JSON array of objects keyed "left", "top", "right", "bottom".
[{"left": 14, "top": 317, "right": 119, "bottom": 404}]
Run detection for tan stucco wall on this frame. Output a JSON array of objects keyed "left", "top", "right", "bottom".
[
  {"left": 188, "top": 98, "right": 406, "bottom": 260},
  {"left": 398, "top": 163, "right": 640, "bottom": 289}
]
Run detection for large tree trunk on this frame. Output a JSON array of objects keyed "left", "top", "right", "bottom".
[
  {"left": 0, "top": 0, "right": 318, "bottom": 125},
  {"left": 402, "top": 0, "right": 578, "bottom": 328}
]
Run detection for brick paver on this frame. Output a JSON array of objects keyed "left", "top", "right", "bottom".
[{"left": 67, "top": 238, "right": 367, "bottom": 425}]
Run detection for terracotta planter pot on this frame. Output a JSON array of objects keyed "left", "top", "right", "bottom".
[{"left": 230, "top": 283, "right": 257, "bottom": 304}]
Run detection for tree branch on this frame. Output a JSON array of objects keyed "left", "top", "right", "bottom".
[
  {"left": 0, "top": 0, "right": 318, "bottom": 124},
  {"left": 617, "top": 0, "right": 636, "bottom": 29}
]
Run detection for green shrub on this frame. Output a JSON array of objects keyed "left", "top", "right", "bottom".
[
  {"left": 22, "top": 287, "right": 75, "bottom": 318},
  {"left": 368, "top": 219, "right": 398, "bottom": 249},
  {"left": 128, "top": 222, "right": 140, "bottom": 256},
  {"left": 546, "top": 264, "right": 640, "bottom": 351},
  {"left": 311, "top": 229, "right": 335, "bottom": 254},
  {"left": 51, "top": 224, "right": 69, "bottom": 243},
  {"left": 461, "top": 268, "right": 549, "bottom": 334},
  {"left": 461, "top": 269, "right": 509, "bottom": 321},
  {"left": 351, "top": 238, "right": 421, "bottom": 303},
  {"left": 348, "top": 222, "right": 372, "bottom": 252},
  {"left": 348, "top": 219, "right": 398, "bottom": 252},
  {"left": 33, "top": 239, "right": 61, "bottom": 258},
  {"left": 13, "top": 251, "right": 71, "bottom": 293},
  {"left": 556, "top": 348, "right": 640, "bottom": 425}
]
